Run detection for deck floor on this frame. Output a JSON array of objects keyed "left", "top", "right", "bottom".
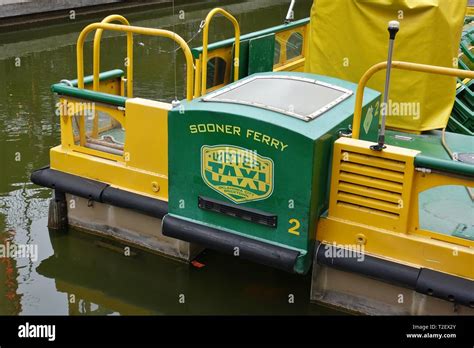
[
  {"left": 376, "top": 130, "right": 473, "bottom": 241},
  {"left": 419, "top": 185, "right": 474, "bottom": 241},
  {"left": 101, "top": 127, "right": 125, "bottom": 144}
]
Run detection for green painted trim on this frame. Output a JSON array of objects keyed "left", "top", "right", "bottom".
[
  {"left": 386, "top": 130, "right": 473, "bottom": 160},
  {"left": 415, "top": 155, "right": 474, "bottom": 177},
  {"left": 68, "top": 69, "right": 124, "bottom": 87},
  {"left": 51, "top": 84, "right": 126, "bottom": 107},
  {"left": 51, "top": 69, "right": 126, "bottom": 106},
  {"left": 191, "top": 18, "right": 310, "bottom": 58}
]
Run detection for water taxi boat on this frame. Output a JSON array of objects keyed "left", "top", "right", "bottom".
[{"left": 31, "top": 0, "right": 474, "bottom": 315}]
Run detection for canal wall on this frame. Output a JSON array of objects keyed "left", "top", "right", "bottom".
[
  {"left": 0, "top": 0, "right": 122, "bottom": 19},
  {"left": 0, "top": 0, "right": 175, "bottom": 31},
  {"left": 0, "top": 0, "right": 296, "bottom": 60}
]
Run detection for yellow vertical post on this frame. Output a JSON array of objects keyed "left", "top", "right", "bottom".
[
  {"left": 91, "top": 15, "right": 133, "bottom": 138},
  {"left": 201, "top": 8, "right": 240, "bottom": 96},
  {"left": 78, "top": 110, "right": 86, "bottom": 146},
  {"left": 93, "top": 15, "right": 133, "bottom": 97},
  {"left": 194, "top": 57, "right": 202, "bottom": 97}
]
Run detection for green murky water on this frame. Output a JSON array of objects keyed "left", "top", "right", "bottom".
[{"left": 0, "top": 0, "right": 339, "bottom": 315}]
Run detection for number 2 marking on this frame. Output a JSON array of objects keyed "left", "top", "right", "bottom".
[{"left": 288, "top": 218, "right": 300, "bottom": 236}]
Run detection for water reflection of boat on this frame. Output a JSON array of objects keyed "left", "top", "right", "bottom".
[
  {"left": 31, "top": 1, "right": 474, "bottom": 315},
  {"left": 37, "top": 228, "right": 324, "bottom": 315},
  {"left": 0, "top": 229, "right": 22, "bottom": 315}
]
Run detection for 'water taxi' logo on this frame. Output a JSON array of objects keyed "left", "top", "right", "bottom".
[{"left": 201, "top": 145, "right": 274, "bottom": 204}]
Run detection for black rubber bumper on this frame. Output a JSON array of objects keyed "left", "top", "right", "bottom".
[
  {"left": 317, "top": 243, "right": 474, "bottom": 308},
  {"left": 31, "top": 167, "right": 168, "bottom": 219},
  {"left": 163, "top": 215, "right": 300, "bottom": 273}
]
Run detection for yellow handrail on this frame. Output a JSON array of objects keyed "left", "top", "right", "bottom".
[
  {"left": 201, "top": 8, "right": 240, "bottom": 95},
  {"left": 77, "top": 22, "right": 195, "bottom": 101},
  {"left": 93, "top": 15, "right": 133, "bottom": 97},
  {"left": 352, "top": 61, "right": 474, "bottom": 139}
]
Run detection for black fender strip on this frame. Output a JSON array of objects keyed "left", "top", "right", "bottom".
[
  {"left": 316, "top": 243, "right": 419, "bottom": 288},
  {"left": 316, "top": 243, "right": 474, "bottom": 307},
  {"left": 31, "top": 166, "right": 108, "bottom": 201},
  {"left": 162, "top": 214, "right": 300, "bottom": 273},
  {"left": 101, "top": 187, "right": 167, "bottom": 218},
  {"left": 30, "top": 167, "right": 168, "bottom": 219},
  {"left": 416, "top": 268, "right": 474, "bottom": 307}
]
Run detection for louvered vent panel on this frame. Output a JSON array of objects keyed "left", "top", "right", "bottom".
[{"left": 336, "top": 151, "right": 407, "bottom": 219}]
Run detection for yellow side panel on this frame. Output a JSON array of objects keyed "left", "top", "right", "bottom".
[
  {"left": 328, "top": 137, "right": 419, "bottom": 232},
  {"left": 52, "top": 97, "right": 171, "bottom": 200},
  {"left": 50, "top": 146, "right": 168, "bottom": 200},
  {"left": 317, "top": 217, "right": 474, "bottom": 280},
  {"left": 84, "top": 78, "right": 122, "bottom": 95},
  {"left": 124, "top": 98, "right": 170, "bottom": 178},
  {"left": 305, "top": 0, "right": 467, "bottom": 132}
]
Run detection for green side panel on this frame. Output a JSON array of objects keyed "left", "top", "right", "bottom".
[
  {"left": 191, "top": 18, "right": 310, "bottom": 59},
  {"left": 248, "top": 34, "right": 275, "bottom": 75},
  {"left": 51, "top": 84, "right": 127, "bottom": 107},
  {"left": 232, "top": 40, "right": 250, "bottom": 81},
  {"left": 358, "top": 97, "right": 380, "bottom": 142},
  {"left": 168, "top": 109, "right": 314, "bottom": 274},
  {"left": 415, "top": 155, "right": 474, "bottom": 177}
]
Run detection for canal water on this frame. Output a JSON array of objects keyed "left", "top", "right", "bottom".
[{"left": 0, "top": 0, "right": 340, "bottom": 315}]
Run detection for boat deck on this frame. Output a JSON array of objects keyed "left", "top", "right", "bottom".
[
  {"left": 386, "top": 130, "right": 473, "bottom": 241},
  {"left": 419, "top": 184, "right": 473, "bottom": 240}
]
